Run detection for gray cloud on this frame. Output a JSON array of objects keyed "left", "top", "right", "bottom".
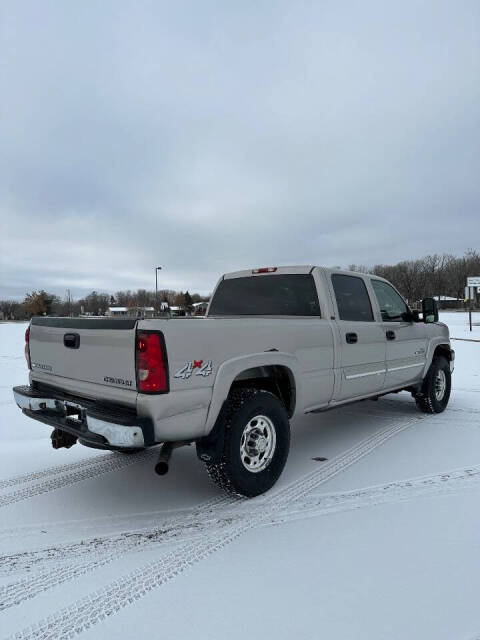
[{"left": 1, "top": 0, "right": 479, "bottom": 299}]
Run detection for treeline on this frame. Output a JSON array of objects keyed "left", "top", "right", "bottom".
[
  {"left": 1, "top": 250, "right": 478, "bottom": 320},
  {"left": 347, "top": 249, "right": 479, "bottom": 304},
  {"left": 0, "top": 288, "right": 209, "bottom": 319}
]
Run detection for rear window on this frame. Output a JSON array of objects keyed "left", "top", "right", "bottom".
[{"left": 208, "top": 274, "right": 320, "bottom": 316}]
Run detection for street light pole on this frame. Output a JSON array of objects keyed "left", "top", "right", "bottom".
[{"left": 155, "top": 266, "right": 162, "bottom": 315}]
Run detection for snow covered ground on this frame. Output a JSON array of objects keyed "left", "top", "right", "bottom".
[{"left": 0, "top": 312, "right": 479, "bottom": 640}]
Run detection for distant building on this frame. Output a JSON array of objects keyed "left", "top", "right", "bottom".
[
  {"left": 128, "top": 306, "right": 155, "bottom": 318},
  {"left": 170, "top": 306, "right": 186, "bottom": 317},
  {"left": 106, "top": 307, "right": 128, "bottom": 316},
  {"left": 192, "top": 301, "right": 209, "bottom": 316},
  {"left": 434, "top": 295, "right": 463, "bottom": 310}
]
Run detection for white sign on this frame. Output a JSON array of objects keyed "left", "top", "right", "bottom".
[{"left": 467, "top": 276, "right": 480, "bottom": 286}]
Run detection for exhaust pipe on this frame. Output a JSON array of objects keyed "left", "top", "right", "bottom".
[
  {"left": 154, "top": 441, "right": 190, "bottom": 476},
  {"left": 155, "top": 442, "right": 174, "bottom": 475}
]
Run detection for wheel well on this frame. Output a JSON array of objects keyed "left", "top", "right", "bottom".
[
  {"left": 230, "top": 365, "right": 296, "bottom": 417},
  {"left": 434, "top": 344, "right": 453, "bottom": 361}
]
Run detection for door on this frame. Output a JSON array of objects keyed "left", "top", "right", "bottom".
[
  {"left": 330, "top": 274, "right": 386, "bottom": 401},
  {"left": 369, "top": 279, "right": 427, "bottom": 389}
]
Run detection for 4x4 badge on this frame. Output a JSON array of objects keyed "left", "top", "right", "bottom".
[{"left": 174, "top": 360, "right": 213, "bottom": 380}]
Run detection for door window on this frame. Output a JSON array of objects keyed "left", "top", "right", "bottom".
[
  {"left": 371, "top": 280, "right": 409, "bottom": 322},
  {"left": 331, "top": 274, "right": 374, "bottom": 322}
]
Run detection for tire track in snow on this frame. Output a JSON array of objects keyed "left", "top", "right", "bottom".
[
  {"left": 5, "top": 415, "right": 423, "bottom": 637},
  {"left": 0, "top": 496, "right": 233, "bottom": 611},
  {"left": 267, "top": 464, "right": 480, "bottom": 526},
  {"left": 0, "top": 450, "right": 157, "bottom": 509},
  {"left": 0, "top": 498, "right": 234, "bottom": 577},
  {"left": 443, "top": 406, "right": 480, "bottom": 417},
  {"left": 265, "top": 414, "right": 425, "bottom": 506},
  {"left": 6, "top": 526, "right": 249, "bottom": 640},
  {"left": 1, "top": 410, "right": 419, "bottom": 571},
  {"left": 2, "top": 416, "right": 415, "bottom": 587},
  {"left": 0, "top": 453, "right": 118, "bottom": 491},
  {"left": 5, "top": 453, "right": 480, "bottom": 613}
]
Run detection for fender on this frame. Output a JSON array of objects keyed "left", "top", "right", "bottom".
[
  {"left": 202, "top": 351, "right": 301, "bottom": 437},
  {"left": 421, "top": 336, "right": 453, "bottom": 378}
]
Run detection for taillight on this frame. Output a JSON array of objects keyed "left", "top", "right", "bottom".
[
  {"left": 25, "top": 326, "right": 31, "bottom": 370},
  {"left": 136, "top": 331, "right": 169, "bottom": 393},
  {"left": 252, "top": 267, "right": 277, "bottom": 274}
]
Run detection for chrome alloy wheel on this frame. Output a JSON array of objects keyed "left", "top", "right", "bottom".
[
  {"left": 239, "top": 415, "right": 276, "bottom": 473},
  {"left": 434, "top": 369, "right": 447, "bottom": 401}
]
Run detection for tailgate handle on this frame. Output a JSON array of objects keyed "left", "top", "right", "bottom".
[{"left": 64, "top": 333, "right": 80, "bottom": 349}]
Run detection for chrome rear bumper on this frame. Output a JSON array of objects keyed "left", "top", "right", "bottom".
[{"left": 13, "top": 385, "right": 152, "bottom": 449}]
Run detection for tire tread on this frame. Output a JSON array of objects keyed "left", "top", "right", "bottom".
[
  {"left": 205, "top": 387, "right": 282, "bottom": 497},
  {"left": 415, "top": 355, "right": 450, "bottom": 414}
]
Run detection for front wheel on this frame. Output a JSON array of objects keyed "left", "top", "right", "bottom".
[
  {"left": 415, "top": 356, "right": 451, "bottom": 413},
  {"left": 205, "top": 388, "right": 290, "bottom": 497}
]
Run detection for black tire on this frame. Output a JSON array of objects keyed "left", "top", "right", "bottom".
[
  {"left": 415, "top": 356, "right": 451, "bottom": 414},
  {"left": 205, "top": 388, "right": 290, "bottom": 497}
]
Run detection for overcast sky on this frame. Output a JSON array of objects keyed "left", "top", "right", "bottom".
[{"left": 1, "top": 0, "right": 479, "bottom": 300}]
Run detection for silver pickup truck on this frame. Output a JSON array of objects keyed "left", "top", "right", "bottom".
[{"left": 13, "top": 266, "right": 454, "bottom": 497}]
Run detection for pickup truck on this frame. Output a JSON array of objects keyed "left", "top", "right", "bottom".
[{"left": 13, "top": 266, "right": 454, "bottom": 497}]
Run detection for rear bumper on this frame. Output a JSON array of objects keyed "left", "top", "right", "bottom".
[{"left": 13, "top": 385, "right": 154, "bottom": 450}]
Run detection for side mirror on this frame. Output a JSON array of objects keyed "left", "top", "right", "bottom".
[
  {"left": 410, "top": 309, "right": 421, "bottom": 323},
  {"left": 422, "top": 297, "right": 438, "bottom": 323}
]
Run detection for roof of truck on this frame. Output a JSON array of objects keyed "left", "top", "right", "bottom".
[
  {"left": 223, "top": 266, "right": 315, "bottom": 279},
  {"left": 222, "top": 265, "right": 377, "bottom": 279}
]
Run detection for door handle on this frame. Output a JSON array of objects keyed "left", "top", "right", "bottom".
[
  {"left": 64, "top": 333, "right": 80, "bottom": 349},
  {"left": 346, "top": 332, "right": 358, "bottom": 344},
  {"left": 386, "top": 330, "right": 396, "bottom": 341}
]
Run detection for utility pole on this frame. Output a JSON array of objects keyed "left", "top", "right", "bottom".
[
  {"left": 467, "top": 277, "right": 480, "bottom": 332},
  {"left": 155, "top": 266, "right": 162, "bottom": 315},
  {"left": 66, "top": 289, "right": 72, "bottom": 317}
]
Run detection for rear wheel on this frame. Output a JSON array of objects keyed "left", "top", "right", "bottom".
[
  {"left": 415, "top": 356, "right": 451, "bottom": 413},
  {"left": 205, "top": 388, "right": 290, "bottom": 497}
]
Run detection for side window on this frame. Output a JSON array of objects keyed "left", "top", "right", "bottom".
[
  {"left": 331, "top": 274, "right": 374, "bottom": 322},
  {"left": 371, "top": 280, "right": 409, "bottom": 322}
]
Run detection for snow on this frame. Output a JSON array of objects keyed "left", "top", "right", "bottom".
[
  {"left": 1, "top": 313, "right": 480, "bottom": 639},
  {"left": 441, "top": 310, "right": 480, "bottom": 339}
]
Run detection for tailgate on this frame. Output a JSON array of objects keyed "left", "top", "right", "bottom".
[{"left": 29, "top": 317, "right": 138, "bottom": 393}]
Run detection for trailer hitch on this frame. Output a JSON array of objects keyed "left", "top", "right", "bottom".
[{"left": 51, "top": 428, "right": 78, "bottom": 449}]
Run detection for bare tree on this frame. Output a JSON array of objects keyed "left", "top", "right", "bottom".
[{"left": 23, "top": 291, "right": 60, "bottom": 317}]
